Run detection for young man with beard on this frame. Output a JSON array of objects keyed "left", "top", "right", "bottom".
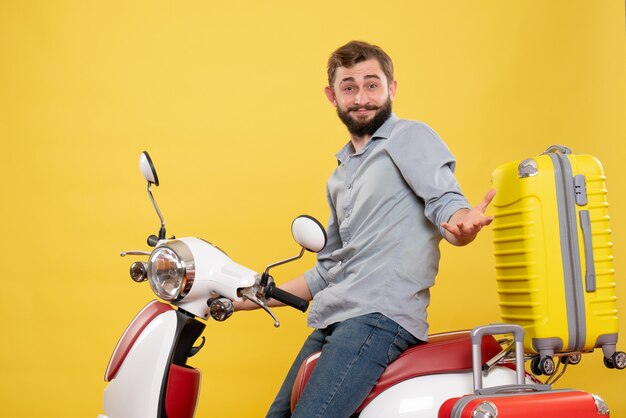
[{"left": 236, "top": 40, "right": 495, "bottom": 418}]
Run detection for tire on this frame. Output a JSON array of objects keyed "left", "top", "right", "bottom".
[
  {"left": 530, "top": 356, "right": 543, "bottom": 375},
  {"left": 603, "top": 356, "right": 615, "bottom": 369}
]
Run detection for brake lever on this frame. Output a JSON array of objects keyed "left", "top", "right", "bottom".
[
  {"left": 239, "top": 287, "right": 280, "bottom": 328},
  {"left": 120, "top": 250, "right": 151, "bottom": 257}
]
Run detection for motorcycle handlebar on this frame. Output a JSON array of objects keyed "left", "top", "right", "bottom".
[{"left": 264, "top": 282, "right": 309, "bottom": 312}]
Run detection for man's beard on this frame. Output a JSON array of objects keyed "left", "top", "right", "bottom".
[{"left": 336, "top": 98, "right": 392, "bottom": 138}]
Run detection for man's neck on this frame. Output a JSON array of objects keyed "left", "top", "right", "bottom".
[{"left": 350, "top": 134, "right": 371, "bottom": 153}]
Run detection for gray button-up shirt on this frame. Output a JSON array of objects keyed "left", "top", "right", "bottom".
[{"left": 304, "top": 114, "right": 470, "bottom": 341}]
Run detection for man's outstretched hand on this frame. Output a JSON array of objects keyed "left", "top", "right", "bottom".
[{"left": 441, "top": 189, "right": 496, "bottom": 246}]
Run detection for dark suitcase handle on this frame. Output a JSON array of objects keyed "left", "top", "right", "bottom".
[
  {"left": 541, "top": 144, "right": 572, "bottom": 155},
  {"left": 476, "top": 383, "right": 552, "bottom": 396},
  {"left": 476, "top": 383, "right": 552, "bottom": 395}
]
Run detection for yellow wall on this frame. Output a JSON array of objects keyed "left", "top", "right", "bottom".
[{"left": 1, "top": 1, "right": 624, "bottom": 416}]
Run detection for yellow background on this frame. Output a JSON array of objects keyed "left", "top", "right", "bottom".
[{"left": 1, "top": 1, "right": 625, "bottom": 416}]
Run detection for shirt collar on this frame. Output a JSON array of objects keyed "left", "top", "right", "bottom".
[{"left": 335, "top": 113, "right": 399, "bottom": 164}]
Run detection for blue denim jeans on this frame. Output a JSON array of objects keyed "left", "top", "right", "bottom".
[{"left": 266, "top": 313, "right": 419, "bottom": 418}]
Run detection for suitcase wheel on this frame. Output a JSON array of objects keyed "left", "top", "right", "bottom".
[
  {"left": 560, "top": 354, "right": 582, "bottom": 365},
  {"left": 531, "top": 355, "right": 555, "bottom": 375},
  {"left": 604, "top": 351, "right": 626, "bottom": 369}
]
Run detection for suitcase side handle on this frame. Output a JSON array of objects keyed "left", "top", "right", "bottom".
[
  {"left": 579, "top": 210, "right": 597, "bottom": 292},
  {"left": 470, "top": 324, "right": 526, "bottom": 391},
  {"left": 541, "top": 144, "right": 572, "bottom": 155}
]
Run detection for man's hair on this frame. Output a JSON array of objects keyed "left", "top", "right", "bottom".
[{"left": 327, "top": 40, "right": 394, "bottom": 86}]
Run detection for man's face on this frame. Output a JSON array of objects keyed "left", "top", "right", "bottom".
[{"left": 325, "top": 58, "right": 397, "bottom": 138}]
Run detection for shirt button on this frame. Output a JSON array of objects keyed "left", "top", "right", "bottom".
[{"left": 347, "top": 184, "right": 352, "bottom": 189}]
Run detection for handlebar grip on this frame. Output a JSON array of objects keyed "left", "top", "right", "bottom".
[{"left": 264, "top": 283, "right": 309, "bottom": 312}]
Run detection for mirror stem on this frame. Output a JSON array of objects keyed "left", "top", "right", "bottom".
[
  {"left": 262, "top": 247, "right": 305, "bottom": 280},
  {"left": 147, "top": 183, "right": 166, "bottom": 239}
]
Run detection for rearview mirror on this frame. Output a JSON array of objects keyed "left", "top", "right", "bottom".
[
  {"left": 291, "top": 215, "right": 326, "bottom": 253},
  {"left": 139, "top": 151, "right": 159, "bottom": 186}
]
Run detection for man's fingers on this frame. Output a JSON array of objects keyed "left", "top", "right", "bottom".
[
  {"left": 455, "top": 221, "right": 474, "bottom": 236},
  {"left": 477, "top": 189, "right": 496, "bottom": 212},
  {"left": 441, "top": 222, "right": 459, "bottom": 235},
  {"left": 444, "top": 212, "right": 494, "bottom": 238},
  {"left": 456, "top": 219, "right": 487, "bottom": 236}
]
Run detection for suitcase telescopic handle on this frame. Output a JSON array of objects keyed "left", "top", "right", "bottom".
[{"left": 470, "top": 324, "right": 526, "bottom": 391}]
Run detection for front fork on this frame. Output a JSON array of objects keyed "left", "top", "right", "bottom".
[{"left": 161, "top": 309, "right": 206, "bottom": 418}]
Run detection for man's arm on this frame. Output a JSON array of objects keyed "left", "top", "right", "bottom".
[
  {"left": 440, "top": 189, "right": 496, "bottom": 246},
  {"left": 233, "top": 274, "right": 312, "bottom": 311}
]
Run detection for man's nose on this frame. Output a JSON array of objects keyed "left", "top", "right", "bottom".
[{"left": 354, "top": 89, "right": 367, "bottom": 105}]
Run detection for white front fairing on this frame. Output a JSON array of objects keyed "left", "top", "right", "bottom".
[
  {"left": 359, "top": 367, "right": 519, "bottom": 418},
  {"left": 102, "top": 310, "right": 178, "bottom": 418},
  {"left": 162, "top": 237, "right": 257, "bottom": 319}
]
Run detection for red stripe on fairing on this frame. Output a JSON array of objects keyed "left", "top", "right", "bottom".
[
  {"left": 165, "top": 364, "right": 201, "bottom": 418},
  {"left": 105, "top": 300, "right": 173, "bottom": 381}
]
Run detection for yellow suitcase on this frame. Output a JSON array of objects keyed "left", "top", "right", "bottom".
[{"left": 491, "top": 145, "right": 624, "bottom": 375}]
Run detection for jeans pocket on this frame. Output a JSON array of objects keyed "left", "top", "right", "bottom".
[{"left": 387, "top": 325, "right": 419, "bottom": 363}]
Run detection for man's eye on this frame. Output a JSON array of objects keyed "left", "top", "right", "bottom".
[
  {"left": 344, "top": 86, "right": 354, "bottom": 92},
  {"left": 368, "top": 84, "right": 378, "bottom": 89}
]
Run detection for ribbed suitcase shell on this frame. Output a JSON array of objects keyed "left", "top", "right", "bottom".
[{"left": 491, "top": 149, "right": 618, "bottom": 358}]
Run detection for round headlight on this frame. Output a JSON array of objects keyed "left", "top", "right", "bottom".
[{"left": 148, "top": 245, "right": 192, "bottom": 301}]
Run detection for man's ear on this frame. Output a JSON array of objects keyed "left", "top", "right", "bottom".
[
  {"left": 389, "top": 80, "right": 398, "bottom": 101},
  {"left": 324, "top": 86, "right": 337, "bottom": 106}
]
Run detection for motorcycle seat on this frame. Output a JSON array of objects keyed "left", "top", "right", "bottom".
[{"left": 290, "top": 329, "right": 505, "bottom": 413}]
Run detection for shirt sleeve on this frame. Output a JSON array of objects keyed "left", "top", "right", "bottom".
[
  {"left": 385, "top": 122, "right": 470, "bottom": 236},
  {"left": 304, "top": 184, "right": 342, "bottom": 296}
]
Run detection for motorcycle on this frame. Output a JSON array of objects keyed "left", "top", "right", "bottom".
[{"left": 99, "top": 152, "right": 610, "bottom": 418}]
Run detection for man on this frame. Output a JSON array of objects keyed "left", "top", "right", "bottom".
[{"left": 236, "top": 40, "right": 495, "bottom": 418}]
